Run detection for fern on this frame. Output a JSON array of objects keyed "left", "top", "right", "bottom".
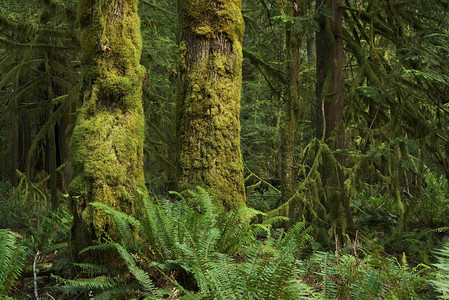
[
  {"left": 52, "top": 274, "right": 116, "bottom": 295},
  {"left": 431, "top": 242, "right": 449, "bottom": 299},
  {"left": 315, "top": 252, "right": 338, "bottom": 300},
  {"left": 114, "top": 243, "right": 161, "bottom": 298},
  {"left": 0, "top": 229, "right": 26, "bottom": 295},
  {"left": 62, "top": 188, "right": 318, "bottom": 298}
]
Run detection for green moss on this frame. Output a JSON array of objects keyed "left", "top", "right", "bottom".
[
  {"left": 177, "top": 0, "right": 246, "bottom": 210},
  {"left": 69, "top": 175, "right": 89, "bottom": 197},
  {"left": 71, "top": 0, "right": 146, "bottom": 264},
  {"left": 195, "top": 25, "right": 213, "bottom": 36}
]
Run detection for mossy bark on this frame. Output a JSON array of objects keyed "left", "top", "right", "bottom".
[
  {"left": 281, "top": 0, "right": 305, "bottom": 220},
  {"left": 316, "top": 0, "right": 353, "bottom": 234},
  {"left": 70, "top": 0, "right": 146, "bottom": 264},
  {"left": 45, "top": 54, "right": 58, "bottom": 210},
  {"left": 176, "top": 0, "right": 246, "bottom": 209}
]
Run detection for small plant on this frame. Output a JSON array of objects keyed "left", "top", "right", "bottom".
[
  {"left": 303, "top": 238, "right": 432, "bottom": 299},
  {"left": 430, "top": 242, "right": 449, "bottom": 299},
  {"left": 415, "top": 173, "right": 449, "bottom": 228},
  {"left": 0, "top": 229, "right": 27, "bottom": 296},
  {"left": 0, "top": 172, "right": 49, "bottom": 229}
]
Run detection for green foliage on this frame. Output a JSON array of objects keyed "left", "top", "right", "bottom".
[
  {"left": 0, "top": 173, "right": 48, "bottom": 229},
  {"left": 431, "top": 242, "right": 449, "bottom": 299},
  {"left": 58, "top": 188, "right": 316, "bottom": 299},
  {"left": 0, "top": 229, "right": 26, "bottom": 295},
  {"left": 304, "top": 242, "right": 432, "bottom": 299},
  {"left": 352, "top": 173, "right": 449, "bottom": 260},
  {"left": 0, "top": 176, "right": 71, "bottom": 298},
  {"left": 139, "top": 0, "right": 178, "bottom": 195},
  {"left": 53, "top": 275, "right": 117, "bottom": 296},
  {"left": 26, "top": 208, "right": 71, "bottom": 256},
  {"left": 353, "top": 191, "right": 399, "bottom": 232},
  {"left": 0, "top": 0, "right": 78, "bottom": 190},
  {"left": 415, "top": 173, "right": 449, "bottom": 228}
]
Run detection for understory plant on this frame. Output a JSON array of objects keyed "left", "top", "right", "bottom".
[
  {"left": 55, "top": 187, "right": 447, "bottom": 299},
  {"left": 55, "top": 188, "right": 317, "bottom": 299},
  {"left": 431, "top": 242, "right": 449, "bottom": 299},
  {"left": 0, "top": 229, "right": 26, "bottom": 297},
  {"left": 303, "top": 243, "right": 432, "bottom": 300},
  {"left": 0, "top": 177, "right": 72, "bottom": 298}
]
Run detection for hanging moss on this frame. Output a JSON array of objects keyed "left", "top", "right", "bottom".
[
  {"left": 69, "top": 0, "right": 146, "bottom": 264},
  {"left": 177, "top": 0, "right": 246, "bottom": 210}
]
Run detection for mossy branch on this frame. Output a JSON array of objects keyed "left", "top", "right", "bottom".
[
  {"left": 0, "top": 37, "right": 75, "bottom": 50},
  {"left": 0, "top": 59, "right": 44, "bottom": 91},
  {"left": 243, "top": 48, "right": 287, "bottom": 84}
]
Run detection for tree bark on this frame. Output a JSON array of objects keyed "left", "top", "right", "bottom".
[
  {"left": 281, "top": 0, "right": 305, "bottom": 220},
  {"left": 12, "top": 126, "right": 18, "bottom": 188},
  {"left": 316, "top": 0, "right": 353, "bottom": 233},
  {"left": 70, "top": 0, "right": 146, "bottom": 264},
  {"left": 45, "top": 54, "right": 58, "bottom": 210},
  {"left": 176, "top": 0, "right": 246, "bottom": 209}
]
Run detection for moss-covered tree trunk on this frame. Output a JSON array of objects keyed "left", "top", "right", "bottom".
[
  {"left": 316, "top": 0, "right": 353, "bottom": 234},
  {"left": 281, "top": 0, "right": 305, "bottom": 220},
  {"left": 70, "top": 0, "right": 146, "bottom": 263},
  {"left": 176, "top": 0, "right": 246, "bottom": 209}
]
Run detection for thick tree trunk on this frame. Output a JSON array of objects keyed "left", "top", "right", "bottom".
[
  {"left": 70, "top": 0, "right": 146, "bottom": 264},
  {"left": 316, "top": 0, "right": 353, "bottom": 233},
  {"left": 176, "top": 0, "right": 246, "bottom": 209},
  {"left": 281, "top": 0, "right": 304, "bottom": 220}
]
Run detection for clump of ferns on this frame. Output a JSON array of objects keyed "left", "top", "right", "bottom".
[
  {"left": 302, "top": 239, "right": 432, "bottom": 300},
  {"left": 56, "top": 187, "right": 318, "bottom": 298}
]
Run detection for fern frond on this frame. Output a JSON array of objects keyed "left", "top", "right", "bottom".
[
  {"left": 218, "top": 206, "right": 264, "bottom": 254},
  {"left": 0, "top": 229, "right": 26, "bottom": 294},
  {"left": 430, "top": 242, "right": 449, "bottom": 298},
  {"left": 72, "top": 263, "right": 112, "bottom": 275},
  {"left": 138, "top": 190, "right": 178, "bottom": 260},
  {"left": 278, "top": 222, "right": 312, "bottom": 254},
  {"left": 114, "top": 243, "right": 160, "bottom": 297},
  {"left": 90, "top": 202, "right": 140, "bottom": 248},
  {"left": 52, "top": 274, "right": 115, "bottom": 295},
  {"left": 79, "top": 243, "right": 116, "bottom": 254},
  {"left": 313, "top": 252, "right": 338, "bottom": 300}
]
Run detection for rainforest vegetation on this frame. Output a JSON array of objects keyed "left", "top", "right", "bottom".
[{"left": 1, "top": 0, "right": 449, "bottom": 299}]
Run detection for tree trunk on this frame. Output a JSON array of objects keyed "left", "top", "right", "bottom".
[
  {"left": 70, "top": 0, "right": 146, "bottom": 264},
  {"left": 19, "top": 112, "right": 32, "bottom": 173},
  {"left": 316, "top": 0, "right": 353, "bottom": 234},
  {"left": 12, "top": 126, "right": 18, "bottom": 188},
  {"left": 281, "top": 0, "right": 304, "bottom": 220},
  {"left": 176, "top": 0, "right": 246, "bottom": 209},
  {"left": 45, "top": 54, "right": 58, "bottom": 210}
]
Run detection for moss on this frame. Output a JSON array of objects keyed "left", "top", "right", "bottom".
[
  {"left": 195, "top": 25, "right": 213, "bottom": 36},
  {"left": 70, "top": 0, "right": 146, "bottom": 264},
  {"left": 177, "top": 0, "right": 246, "bottom": 210}
]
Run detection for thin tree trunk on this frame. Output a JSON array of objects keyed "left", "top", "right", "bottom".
[
  {"left": 281, "top": 0, "right": 304, "bottom": 220},
  {"left": 176, "top": 0, "right": 246, "bottom": 209},
  {"left": 12, "top": 127, "right": 18, "bottom": 188},
  {"left": 70, "top": 0, "right": 146, "bottom": 265},
  {"left": 19, "top": 112, "right": 32, "bottom": 172},
  {"left": 45, "top": 54, "right": 58, "bottom": 210},
  {"left": 316, "top": 0, "right": 353, "bottom": 233}
]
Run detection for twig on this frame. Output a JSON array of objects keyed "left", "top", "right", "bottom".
[{"left": 33, "top": 251, "right": 40, "bottom": 300}]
